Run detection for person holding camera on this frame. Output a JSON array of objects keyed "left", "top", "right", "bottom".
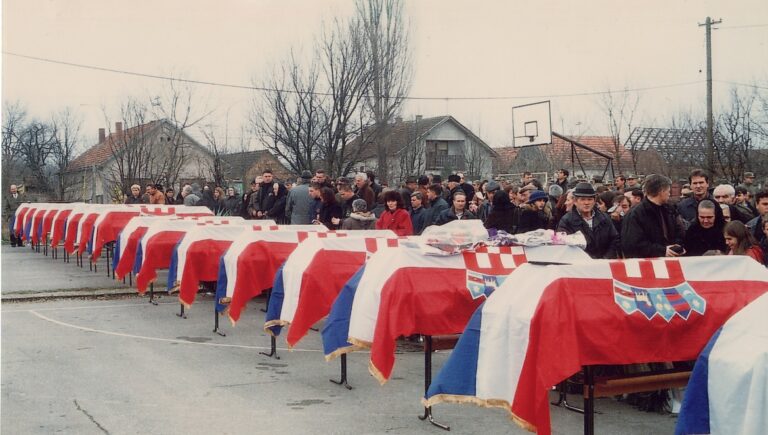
[
  {"left": 621, "top": 174, "right": 686, "bottom": 258},
  {"left": 557, "top": 182, "right": 619, "bottom": 259}
]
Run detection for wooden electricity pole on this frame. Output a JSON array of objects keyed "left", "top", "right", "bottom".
[{"left": 699, "top": 16, "right": 722, "bottom": 175}]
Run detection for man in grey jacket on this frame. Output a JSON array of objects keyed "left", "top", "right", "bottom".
[{"left": 285, "top": 171, "right": 313, "bottom": 224}]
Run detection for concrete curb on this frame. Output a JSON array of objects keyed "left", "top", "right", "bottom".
[{"left": 1, "top": 287, "right": 169, "bottom": 302}]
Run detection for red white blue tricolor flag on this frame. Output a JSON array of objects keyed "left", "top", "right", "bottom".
[
  {"left": 323, "top": 244, "right": 589, "bottom": 383},
  {"left": 676, "top": 291, "right": 768, "bottom": 435},
  {"left": 424, "top": 256, "right": 768, "bottom": 435}
]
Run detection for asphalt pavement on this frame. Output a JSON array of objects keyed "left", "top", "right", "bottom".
[{"left": 1, "top": 244, "right": 679, "bottom": 434}]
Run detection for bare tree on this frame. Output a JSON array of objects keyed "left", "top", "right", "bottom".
[
  {"left": 251, "top": 52, "right": 326, "bottom": 175},
  {"left": 600, "top": 87, "right": 640, "bottom": 175},
  {"left": 50, "top": 108, "right": 82, "bottom": 200},
  {"left": 358, "top": 0, "right": 411, "bottom": 184},
  {"left": 2, "top": 101, "right": 27, "bottom": 189},
  {"left": 318, "top": 15, "right": 375, "bottom": 178},
  {"left": 149, "top": 78, "right": 212, "bottom": 189},
  {"left": 16, "top": 120, "right": 57, "bottom": 194},
  {"left": 394, "top": 117, "right": 425, "bottom": 181},
  {"left": 463, "top": 140, "right": 489, "bottom": 180},
  {"left": 200, "top": 123, "right": 230, "bottom": 187},
  {"left": 714, "top": 88, "right": 761, "bottom": 182}
]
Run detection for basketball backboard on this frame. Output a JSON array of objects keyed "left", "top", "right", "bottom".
[{"left": 512, "top": 100, "right": 552, "bottom": 147}]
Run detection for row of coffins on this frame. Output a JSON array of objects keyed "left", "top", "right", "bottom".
[{"left": 11, "top": 203, "right": 767, "bottom": 435}]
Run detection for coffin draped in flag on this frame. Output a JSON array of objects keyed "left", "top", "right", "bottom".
[
  {"left": 675, "top": 291, "right": 768, "bottom": 435},
  {"left": 263, "top": 234, "right": 402, "bottom": 346},
  {"left": 113, "top": 216, "right": 175, "bottom": 280},
  {"left": 424, "top": 256, "right": 768, "bottom": 435},
  {"left": 333, "top": 243, "right": 589, "bottom": 384}
]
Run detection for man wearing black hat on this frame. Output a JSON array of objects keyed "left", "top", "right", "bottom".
[
  {"left": 285, "top": 170, "right": 314, "bottom": 224},
  {"left": 447, "top": 174, "right": 463, "bottom": 202},
  {"left": 557, "top": 182, "right": 619, "bottom": 259}
]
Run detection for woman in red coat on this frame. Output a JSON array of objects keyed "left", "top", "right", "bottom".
[{"left": 375, "top": 190, "right": 413, "bottom": 236}]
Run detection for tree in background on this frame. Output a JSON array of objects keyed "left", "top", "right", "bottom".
[
  {"left": 600, "top": 87, "right": 640, "bottom": 176},
  {"left": 359, "top": 0, "right": 411, "bottom": 185}
]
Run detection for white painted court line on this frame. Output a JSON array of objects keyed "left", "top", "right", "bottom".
[
  {"left": 27, "top": 309, "right": 325, "bottom": 353},
  {"left": 3, "top": 301, "right": 178, "bottom": 313}
]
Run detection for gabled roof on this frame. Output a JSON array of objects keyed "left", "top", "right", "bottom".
[
  {"left": 493, "top": 134, "right": 633, "bottom": 173},
  {"left": 67, "top": 120, "right": 163, "bottom": 171},
  {"left": 355, "top": 115, "right": 497, "bottom": 158},
  {"left": 220, "top": 150, "right": 293, "bottom": 182}
]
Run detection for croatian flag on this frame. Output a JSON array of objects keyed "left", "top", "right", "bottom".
[
  {"left": 28, "top": 204, "right": 53, "bottom": 244},
  {"left": 219, "top": 226, "right": 348, "bottom": 323},
  {"left": 137, "top": 204, "right": 214, "bottom": 217},
  {"left": 41, "top": 205, "right": 64, "bottom": 245},
  {"left": 424, "top": 256, "right": 768, "bottom": 435},
  {"left": 171, "top": 224, "right": 256, "bottom": 306},
  {"left": 135, "top": 220, "right": 206, "bottom": 293},
  {"left": 676, "top": 291, "right": 768, "bottom": 435},
  {"left": 263, "top": 233, "right": 401, "bottom": 346},
  {"left": 50, "top": 204, "right": 80, "bottom": 248},
  {"left": 113, "top": 216, "right": 175, "bottom": 280},
  {"left": 11, "top": 203, "right": 31, "bottom": 238},
  {"left": 328, "top": 243, "right": 589, "bottom": 384},
  {"left": 21, "top": 203, "right": 40, "bottom": 241},
  {"left": 90, "top": 206, "right": 141, "bottom": 261}
]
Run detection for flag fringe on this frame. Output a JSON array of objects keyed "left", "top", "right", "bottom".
[
  {"left": 369, "top": 360, "right": 388, "bottom": 385},
  {"left": 420, "top": 394, "right": 536, "bottom": 433},
  {"left": 347, "top": 337, "right": 372, "bottom": 349},
  {"left": 324, "top": 345, "right": 363, "bottom": 362},
  {"left": 263, "top": 319, "right": 289, "bottom": 337}
]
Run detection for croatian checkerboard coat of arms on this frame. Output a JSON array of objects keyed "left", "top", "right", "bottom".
[
  {"left": 610, "top": 259, "right": 706, "bottom": 321},
  {"left": 463, "top": 246, "right": 527, "bottom": 300}
]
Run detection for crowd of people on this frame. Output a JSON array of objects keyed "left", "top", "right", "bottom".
[{"left": 110, "top": 167, "right": 768, "bottom": 265}]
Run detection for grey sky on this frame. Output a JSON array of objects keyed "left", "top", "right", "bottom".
[{"left": 3, "top": 0, "right": 767, "bottom": 152}]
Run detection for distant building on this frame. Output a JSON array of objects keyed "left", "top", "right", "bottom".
[
  {"left": 64, "top": 120, "right": 213, "bottom": 203},
  {"left": 220, "top": 150, "right": 294, "bottom": 193},
  {"left": 354, "top": 115, "right": 498, "bottom": 184},
  {"left": 494, "top": 134, "right": 633, "bottom": 185}
]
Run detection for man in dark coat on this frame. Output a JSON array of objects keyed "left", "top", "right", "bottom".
[
  {"left": 409, "top": 192, "right": 429, "bottom": 235},
  {"left": 557, "top": 182, "right": 619, "bottom": 259},
  {"left": 677, "top": 169, "right": 722, "bottom": 224},
  {"left": 622, "top": 174, "right": 685, "bottom": 258},
  {"left": 4, "top": 184, "right": 25, "bottom": 247},
  {"left": 426, "top": 184, "right": 449, "bottom": 225}
]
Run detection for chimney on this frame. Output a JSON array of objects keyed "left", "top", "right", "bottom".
[
  {"left": 115, "top": 122, "right": 123, "bottom": 135},
  {"left": 415, "top": 115, "right": 423, "bottom": 122},
  {"left": 98, "top": 128, "right": 106, "bottom": 143}
]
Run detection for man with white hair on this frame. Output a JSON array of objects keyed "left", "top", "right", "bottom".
[
  {"left": 714, "top": 184, "right": 751, "bottom": 223},
  {"left": 353, "top": 172, "right": 375, "bottom": 210}
]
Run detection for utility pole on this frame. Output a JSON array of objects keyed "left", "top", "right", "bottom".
[{"left": 699, "top": 16, "right": 722, "bottom": 175}]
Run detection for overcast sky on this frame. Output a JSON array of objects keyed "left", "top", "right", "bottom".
[{"left": 3, "top": 0, "right": 767, "bottom": 152}]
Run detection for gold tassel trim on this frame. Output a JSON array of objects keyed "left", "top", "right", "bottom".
[
  {"left": 324, "top": 345, "right": 364, "bottom": 362},
  {"left": 347, "top": 336, "right": 372, "bottom": 349},
  {"left": 368, "top": 360, "right": 388, "bottom": 385},
  {"left": 263, "top": 320, "right": 289, "bottom": 337},
  {"left": 420, "top": 394, "right": 536, "bottom": 433}
]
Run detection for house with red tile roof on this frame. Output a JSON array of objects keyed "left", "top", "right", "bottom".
[
  {"left": 493, "top": 133, "right": 634, "bottom": 184},
  {"left": 353, "top": 115, "right": 498, "bottom": 184},
  {"left": 63, "top": 119, "right": 213, "bottom": 203}
]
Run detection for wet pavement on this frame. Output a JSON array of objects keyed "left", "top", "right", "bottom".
[{"left": 1, "top": 244, "right": 679, "bottom": 434}]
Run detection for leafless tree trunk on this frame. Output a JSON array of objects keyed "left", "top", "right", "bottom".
[
  {"left": 358, "top": 0, "right": 411, "bottom": 185},
  {"left": 319, "top": 15, "right": 375, "bottom": 178},
  {"left": 714, "top": 88, "right": 761, "bottom": 183},
  {"left": 251, "top": 53, "right": 327, "bottom": 175},
  {"left": 600, "top": 87, "right": 640, "bottom": 175},
  {"left": 2, "top": 101, "right": 27, "bottom": 189},
  {"left": 50, "top": 108, "right": 82, "bottom": 200},
  {"left": 16, "top": 120, "right": 57, "bottom": 194},
  {"left": 463, "top": 140, "right": 489, "bottom": 180},
  {"left": 200, "top": 123, "right": 230, "bottom": 187}
]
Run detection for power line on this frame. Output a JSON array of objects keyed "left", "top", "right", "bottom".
[
  {"left": 5, "top": 50, "right": 705, "bottom": 101},
  {"left": 715, "top": 80, "right": 768, "bottom": 91},
  {"left": 717, "top": 24, "right": 768, "bottom": 29}
]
